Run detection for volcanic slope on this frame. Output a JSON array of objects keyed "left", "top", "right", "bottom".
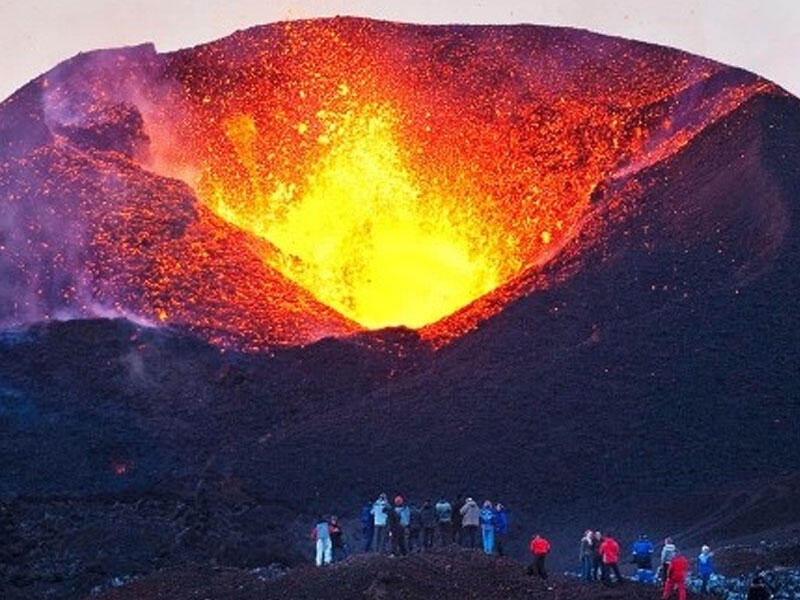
[{"left": 94, "top": 549, "right": 704, "bottom": 600}]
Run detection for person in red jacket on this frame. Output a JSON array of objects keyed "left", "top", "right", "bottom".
[
  {"left": 662, "top": 551, "right": 689, "bottom": 600},
  {"left": 527, "top": 534, "right": 551, "bottom": 579},
  {"left": 598, "top": 533, "right": 624, "bottom": 585}
]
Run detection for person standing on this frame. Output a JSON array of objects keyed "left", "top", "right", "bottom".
[
  {"left": 360, "top": 500, "right": 374, "bottom": 553},
  {"left": 435, "top": 496, "right": 452, "bottom": 546},
  {"left": 479, "top": 500, "right": 496, "bottom": 554},
  {"left": 452, "top": 495, "right": 465, "bottom": 545},
  {"left": 394, "top": 495, "right": 410, "bottom": 551},
  {"left": 579, "top": 529, "right": 594, "bottom": 581},
  {"left": 662, "top": 550, "right": 689, "bottom": 600},
  {"left": 387, "top": 500, "right": 408, "bottom": 556},
  {"left": 459, "top": 497, "right": 480, "bottom": 549},
  {"left": 371, "top": 493, "right": 389, "bottom": 553},
  {"left": 528, "top": 533, "right": 551, "bottom": 579},
  {"left": 407, "top": 502, "right": 422, "bottom": 553},
  {"left": 599, "top": 532, "right": 624, "bottom": 585},
  {"left": 697, "top": 545, "right": 715, "bottom": 594},
  {"left": 659, "top": 537, "right": 677, "bottom": 581},
  {"left": 632, "top": 534, "right": 654, "bottom": 570},
  {"left": 494, "top": 503, "right": 509, "bottom": 556},
  {"left": 329, "top": 515, "right": 348, "bottom": 562},
  {"left": 310, "top": 516, "right": 332, "bottom": 566},
  {"left": 591, "top": 531, "right": 604, "bottom": 581},
  {"left": 420, "top": 499, "right": 436, "bottom": 550}
]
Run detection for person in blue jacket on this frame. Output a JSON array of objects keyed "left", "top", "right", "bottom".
[
  {"left": 697, "top": 545, "right": 715, "bottom": 593},
  {"left": 479, "top": 500, "right": 496, "bottom": 554},
  {"left": 494, "top": 502, "right": 509, "bottom": 556},
  {"left": 632, "top": 533, "right": 654, "bottom": 570},
  {"left": 394, "top": 495, "right": 410, "bottom": 552}
]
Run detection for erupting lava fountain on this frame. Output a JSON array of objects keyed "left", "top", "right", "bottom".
[{"left": 0, "top": 17, "right": 783, "bottom": 350}]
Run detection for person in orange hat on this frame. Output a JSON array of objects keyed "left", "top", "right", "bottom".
[
  {"left": 390, "top": 494, "right": 411, "bottom": 554},
  {"left": 389, "top": 495, "right": 408, "bottom": 556},
  {"left": 527, "top": 533, "right": 551, "bottom": 579}
]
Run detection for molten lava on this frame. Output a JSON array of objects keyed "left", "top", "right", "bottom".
[
  {"left": 204, "top": 102, "right": 504, "bottom": 329},
  {"left": 0, "top": 18, "right": 780, "bottom": 348}
]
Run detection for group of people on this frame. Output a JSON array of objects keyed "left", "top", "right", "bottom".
[
  {"left": 360, "top": 493, "right": 510, "bottom": 557},
  {"left": 577, "top": 530, "right": 627, "bottom": 585},
  {"left": 578, "top": 531, "right": 716, "bottom": 599},
  {"left": 311, "top": 506, "right": 770, "bottom": 600}
]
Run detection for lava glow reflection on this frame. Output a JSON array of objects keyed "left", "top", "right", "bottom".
[{"left": 201, "top": 100, "right": 508, "bottom": 329}]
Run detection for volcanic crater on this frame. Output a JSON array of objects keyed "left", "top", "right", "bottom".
[{"left": 0, "top": 17, "right": 781, "bottom": 350}]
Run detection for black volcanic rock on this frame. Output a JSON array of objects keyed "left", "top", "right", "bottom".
[
  {"left": 53, "top": 102, "right": 149, "bottom": 159},
  {"left": 91, "top": 550, "right": 683, "bottom": 600}
]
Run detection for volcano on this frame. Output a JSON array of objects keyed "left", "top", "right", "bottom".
[{"left": 1, "top": 17, "right": 799, "bottom": 600}]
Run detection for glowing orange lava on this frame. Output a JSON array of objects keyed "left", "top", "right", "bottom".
[
  {"left": 203, "top": 102, "right": 506, "bottom": 329},
  {"left": 150, "top": 19, "right": 764, "bottom": 336},
  {"left": 155, "top": 20, "right": 709, "bottom": 332},
  {"left": 7, "top": 18, "right": 773, "bottom": 349}
]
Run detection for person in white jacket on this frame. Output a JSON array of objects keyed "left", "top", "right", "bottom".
[
  {"left": 659, "top": 537, "right": 677, "bottom": 581},
  {"left": 311, "top": 516, "right": 332, "bottom": 566},
  {"left": 371, "top": 493, "right": 389, "bottom": 553}
]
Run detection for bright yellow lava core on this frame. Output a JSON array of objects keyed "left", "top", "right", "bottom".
[{"left": 204, "top": 102, "right": 503, "bottom": 330}]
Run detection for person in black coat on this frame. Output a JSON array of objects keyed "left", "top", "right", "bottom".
[
  {"left": 387, "top": 504, "right": 407, "bottom": 556},
  {"left": 420, "top": 499, "right": 436, "bottom": 549}
]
